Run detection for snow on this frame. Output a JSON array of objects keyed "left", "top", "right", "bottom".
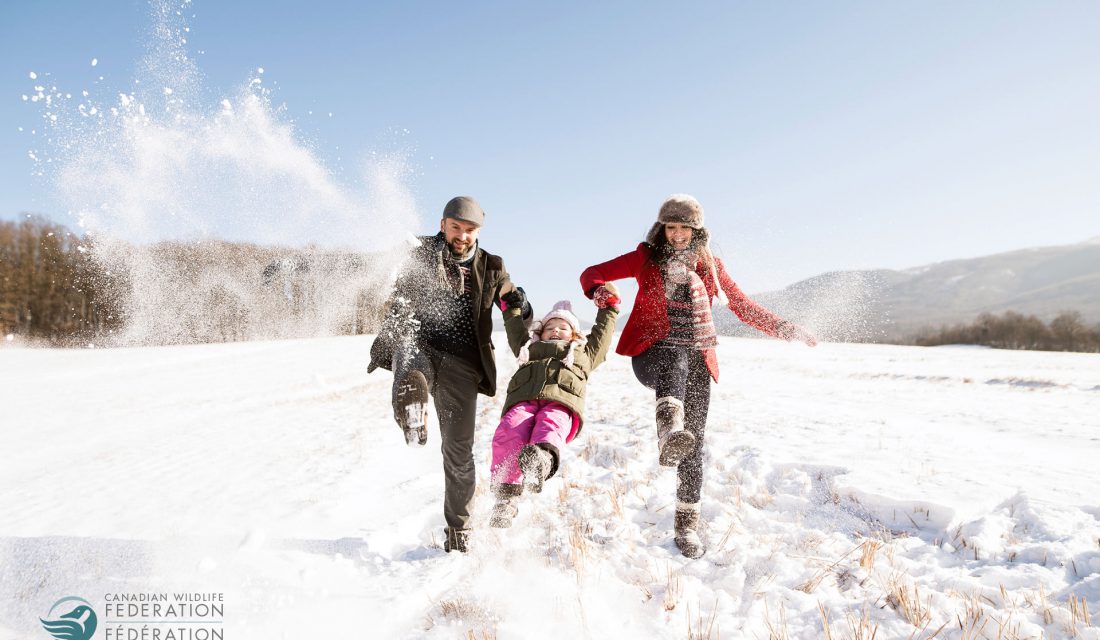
[{"left": 1, "top": 336, "right": 1098, "bottom": 639}]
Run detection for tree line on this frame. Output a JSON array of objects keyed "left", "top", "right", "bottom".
[
  {"left": 0, "top": 216, "right": 120, "bottom": 343},
  {"left": 1, "top": 216, "right": 390, "bottom": 346},
  {"left": 911, "top": 311, "right": 1100, "bottom": 353}
]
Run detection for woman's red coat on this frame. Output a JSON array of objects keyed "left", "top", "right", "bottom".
[{"left": 580, "top": 243, "right": 789, "bottom": 382}]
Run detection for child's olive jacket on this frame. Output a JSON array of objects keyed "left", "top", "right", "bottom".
[{"left": 500, "top": 304, "right": 618, "bottom": 435}]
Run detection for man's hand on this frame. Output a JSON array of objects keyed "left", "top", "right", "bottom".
[
  {"left": 501, "top": 286, "right": 533, "bottom": 320},
  {"left": 592, "top": 282, "right": 621, "bottom": 310}
]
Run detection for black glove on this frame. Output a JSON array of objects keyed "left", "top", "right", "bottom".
[{"left": 501, "top": 286, "right": 533, "bottom": 321}]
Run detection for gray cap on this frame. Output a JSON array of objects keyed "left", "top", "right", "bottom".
[{"left": 442, "top": 196, "right": 485, "bottom": 227}]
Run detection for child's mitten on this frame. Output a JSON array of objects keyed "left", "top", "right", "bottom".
[{"left": 593, "top": 283, "right": 621, "bottom": 310}]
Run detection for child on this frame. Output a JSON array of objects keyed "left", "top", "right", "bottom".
[{"left": 489, "top": 283, "right": 621, "bottom": 528}]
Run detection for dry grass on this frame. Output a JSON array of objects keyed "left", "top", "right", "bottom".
[
  {"left": 580, "top": 441, "right": 628, "bottom": 467},
  {"left": 751, "top": 568, "right": 779, "bottom": 598},
  {"left": 859, "top": 539, "right": 883, "bottom": 571},
  {"left": 905, "top": 622, "right": 949, "bottom": 640},
  {"left": 797, "top": 542, "right": 862, "bottom": 594},
  {"left": 762, "top": 600, "right": 790, "bottom": 640},
  {"left": 687, "top": 596, "right": 721, "bottom": 640},
  {"left": 1023, "top": 585, "right": 1056, "bottom": 626},
  {"left": 1060, "top": 593, "right": 1095, "bottom": 638},
  {"left": 845, "top": 605, "right": 879, "bottom": 640},
  {"left": 715, "top": 518, "right": 741, "bottom": 553},
  {"left": 568, "top": 521, "right": 589, "bottom": 578},
  {"left": 796, "top": 568, "right": 829, "bottom": 594},
  {"left": 437, "top": 597, "right": 489, "bottom": 620},
  {"left": 557, "top": 480, "right": 572, "bottom": 506},
  {"left": 799, "top": 531, "right": 827, "bottom": 553},
  {"left": 607, "top": 478, "right": 625, "bottom": 518},
  {"left": 747, "top": 491, "right": 776, "bottom": 510},
  {"left": 950, "top": 591, "right": 990, "bottom": 640},
  {"left": 664, "top": 565, "right": 682, "bottom": 611},
  {"left": 427, "top": 597, "right": 497, "bottom": 638},
  {"left": 1069, "top": 594, "right": 1092, "bottom": 627},
  {"left": 578, "top": 438, "right": 597, "bottom": 462},
  {"left": 1020, "top": 585, "right": 1091, "bottom": 637},
  {"left": 818, "top": 603, "right": 835, "bottom": 640},
  {"left": 885, "top": 572, "right": 932, "bottom": 628}
]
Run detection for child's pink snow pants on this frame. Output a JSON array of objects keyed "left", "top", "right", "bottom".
[{"left": 491, "top": 399, "right": 580, "bottom": 485}]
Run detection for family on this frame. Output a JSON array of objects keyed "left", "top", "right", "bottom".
[{"left": 367, "top": 195, "right": 817, "bottom": 558}]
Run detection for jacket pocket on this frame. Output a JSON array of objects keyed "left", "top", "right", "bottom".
[
  {"left": 507, "top": 364, "right": 534, "bottom": 393},
  {"left": 482, "top": 276, "right": 503, "bottom": 309},
  {"left": 557, "top": 368, "right": 585, "bottom": 396}
]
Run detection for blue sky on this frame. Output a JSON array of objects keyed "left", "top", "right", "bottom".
[{"left": 3, "top": 1, "right": 1099, "bottom": 319}]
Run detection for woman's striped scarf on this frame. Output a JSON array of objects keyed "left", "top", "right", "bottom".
[{"left": 660, "top": 249, "right": 717, "bottom": 349}]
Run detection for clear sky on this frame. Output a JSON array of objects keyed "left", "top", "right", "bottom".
[{"left": 3, "top": 1, "right": 1099, "bottom": 320}]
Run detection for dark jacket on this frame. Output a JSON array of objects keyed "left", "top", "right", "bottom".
[
  {"left": 368, "top": 233, "right": 520, "bottom": 396},
  {"left": 499, "top": 305, "right": 617, "bottom": 434},
  {"left": 580, "top": 242, "right": 793, "bottom": 382}
]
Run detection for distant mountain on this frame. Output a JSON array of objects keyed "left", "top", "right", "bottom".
[{"left": 717, "top": 239, "right": 1100, "bottom": 341}]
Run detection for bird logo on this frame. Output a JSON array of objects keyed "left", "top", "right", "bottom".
[{"left": 40, "top": 596, "right": 98, "bottom": 640}]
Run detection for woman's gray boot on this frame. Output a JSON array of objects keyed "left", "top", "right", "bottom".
[
  {"left": 674, "top": 501, "right": 705, "bottom": 559},
  {"left": 656, "top": 396, "right": 694, "bottom": 467}
]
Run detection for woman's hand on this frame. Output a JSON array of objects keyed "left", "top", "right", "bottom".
[
  {"left": 779, "top": 321, "right": 818, "bottom": 347},
  {"left": 797, "top": 327, "right": 818, "bottom": 347}
]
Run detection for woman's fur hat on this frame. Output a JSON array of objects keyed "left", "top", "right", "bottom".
[
  {"left": 659, "top": 193, "right": 704, "bottom": 227},
  {"left": 646, "top": 194, "right": 705, "bottom": 245},
  {"left": 517, "top": 300, "right": 587, "bottom": 368},
  {"left": 645, "top": 194, "right": 727, "bottom": 305}
]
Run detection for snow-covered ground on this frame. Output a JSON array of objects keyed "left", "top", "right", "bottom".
[{"left": 2, "top": 335, "right": 1098, "bottom": 639}]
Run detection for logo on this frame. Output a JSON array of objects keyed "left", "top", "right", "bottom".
[{"left": 40, "top": 596, "right": 97, "bottom": 640}]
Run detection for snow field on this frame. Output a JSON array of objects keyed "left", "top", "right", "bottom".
[{"left": 1, "top": 335, "right": 1098, "bottom": 639}]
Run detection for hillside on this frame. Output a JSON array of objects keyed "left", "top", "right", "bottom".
[{"left": 719, "top": 238, "right": 1100, "bottom": 341}]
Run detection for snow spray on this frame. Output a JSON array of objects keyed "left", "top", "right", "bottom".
[
  {"left": 768, "top": 270, "right": 892, "bottom": 343},
  {"left": 710, "top": 241, "right": 891, "bottom": 344},
  {"left": 26, "top": 0, "right": 416, "bottom": 345}
]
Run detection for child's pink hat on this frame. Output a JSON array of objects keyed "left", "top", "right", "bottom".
[{"left": 536, "top": 300, "right": 582, "bottom": 337}]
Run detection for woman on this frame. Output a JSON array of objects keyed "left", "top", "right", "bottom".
[{"left": 579, "top": 194, "right": 817, "bottom": 558}]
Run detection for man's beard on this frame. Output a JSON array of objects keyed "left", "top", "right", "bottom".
[{"left": 448, "top": 238, "right": 474, "bottom": 258}]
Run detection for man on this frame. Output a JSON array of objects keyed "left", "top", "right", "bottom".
[{"left": 368, "top": 196, "right": 531, "bottom": 553}]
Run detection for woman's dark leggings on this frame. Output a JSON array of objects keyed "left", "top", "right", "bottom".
[{"left": 631, "top": 346, "right": 711, "bottom": 504}]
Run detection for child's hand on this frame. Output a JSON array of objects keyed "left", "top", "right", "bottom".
[{"left": 593, "top": 283, "right": 620, "bottom": 310}]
